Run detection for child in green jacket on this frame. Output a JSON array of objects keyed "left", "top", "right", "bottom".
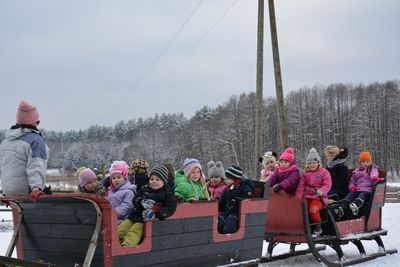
[{"left": 174, "top": 158, "right": 211, "bottom": 202}]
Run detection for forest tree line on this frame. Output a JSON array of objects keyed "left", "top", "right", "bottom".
[{"left": 1, "top": 80, "right": 399, "bottom": 180}]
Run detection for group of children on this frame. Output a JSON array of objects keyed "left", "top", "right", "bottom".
[
  {"left": 76, "top": 157, "right": 255, "bottom": 246},
  {"left": 259, "top": 146, "right": 384, "bottom": 236},
  {"left": 75, "top": 144, "right": 383, "bottom": 243}
]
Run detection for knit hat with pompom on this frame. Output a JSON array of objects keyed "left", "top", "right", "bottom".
[
  {"left": 16, "top": 100, "right": 40, "bottom": 125},
  {"left": 109, "top": 161, "right": 129, "bottom": 179},
  {"left": 306, "top": 148, "right": 321, "bottom": 163},
  {"left": 279, "top": 147, "right": 295, "bottom": 165}
]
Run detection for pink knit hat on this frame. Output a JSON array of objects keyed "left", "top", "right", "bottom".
[
  {"left": 16, "top": 100, "right": 40, "bottom": 125},
  {"left": 279, "top": 147, "right": 295, "bottom": 165},
  {"left": 79, "top": 168, "right": 97, "bottom": 187},
  {"left": 109, "top": 161, "right": 129, "bottom": 179},
  {"left": 183, "top": 158, "right": 204, "bottom": 178}
]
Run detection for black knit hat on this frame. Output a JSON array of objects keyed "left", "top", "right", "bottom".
[
  {"left": 149, "top": 165, "right": 169, "bottom": 185},
  {"left": 225, "top": 165, "right": 243, "bottom": 180}
]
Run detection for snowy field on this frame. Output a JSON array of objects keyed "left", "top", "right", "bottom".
[{"left": 0, "top": 204, "right": 398, "bottom": 266}]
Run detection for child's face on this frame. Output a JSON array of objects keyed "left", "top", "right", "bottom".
[
  {"left": 149, "top": 175, "right": 164, "bottom": 190},
  {"left": 111, "top": 174, "right": 126, "bottom": 187},
  {"left": 279, "top": 160, "right": 290, "bottom": 169},
  {"left": 83, "top": 178, "right": 98, "bottom": 191},
  {"left": 188, "top": 167, "right": 202, "bottom": 182},
  {"left": 224, "top": 178, "right": 235, "bottom": 186},
  {"left": 360, "top": 160, "right": 372, "bottom": 169},
  {"left": 307, "top": 161, "right": 319, "bottom": 171},
  {"left": 265, "top": 160, "right": 276, "bottom": 170},
  {"left": 210, "top": 176, "right": 223, "bottom": 186}
]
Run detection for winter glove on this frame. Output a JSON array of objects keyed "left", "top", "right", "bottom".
[
  {"left": 350, "top": 186, "right": 358, "bottom": 193},
  {"left": 29, "top": 189, "right": 44, "bottom": 202},
  {"left": 141, "top": 199, "right": 156, "bottom": 209},
  {"left": 43, "top": 186, "right": 53, "bottom": 195},
  {"left": 371, "top": 176, "right": 384, "bottom": 183},
  {"left": 273, "top": 184, "right": 281, "bottom": 193},
  {"left": 142, "top": 209, "right": 155, "bottom": 221},
  {"left": 315, "top": 188, "right": 323, "bottom": 197}
]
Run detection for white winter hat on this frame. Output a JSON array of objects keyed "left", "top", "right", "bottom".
[{"left": 306, "top": 148, "right": 321, "bottom": 163}]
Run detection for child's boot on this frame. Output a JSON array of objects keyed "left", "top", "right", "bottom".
[
  {"left": 337, "top": 199, "right": 350, "bottom": 218},
  {"left": 349, "top": 198, "right": 364, "bottom": 216},
  {"left": 312, "top": 224, "right": 322, "bottom": 237}
]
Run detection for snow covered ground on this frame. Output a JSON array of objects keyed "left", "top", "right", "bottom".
[{"left": 0, "top": 204, "right": 399, "bottom": 266}]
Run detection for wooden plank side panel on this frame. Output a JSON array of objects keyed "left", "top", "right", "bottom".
[
  {"left": 18, "top": 198, "right": 105, "bottom": 266},
  {"left": 112, "top": 213, "right": 265, "bottom": 266},
  {"left": 23, "top": 250, "right": 104, "bottom": 267},
  {"left": 146, "top": 248, "right": 261, "bottom": 267},
  {"left": 19, "top": 223, "right": 103, "bottom": 240},
  {"left": 152, "top": 217, "right": 211, "bottom": 236},
  {"left": 113, "top": 237, "right": 263, "bottom": 267},
  {"left": 21, "top": 205, "right": 98, "bottom": 225},
  {"left": 21, "top": 235, "right": 103, "bottom": 254},
  {"left": 151, "top": 224, "right": 265, "bottom": 251}
]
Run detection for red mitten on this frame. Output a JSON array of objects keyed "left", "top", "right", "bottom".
[
  {"left": 350, "top": 186, "right": 357, "bottom": 193},
  {"left": 371, "top": 176, "right": 384, "bottom": 183},
  {"left": 29, "top": 190, "right": 44, "bottom": 202}
]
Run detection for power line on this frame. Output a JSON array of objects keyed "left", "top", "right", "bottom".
[
  {"left": 124, "top": 0, "right": 241, "bottom": 118},
  {"left": 99, "top": 0, "right": 205, "bottom": 125}
]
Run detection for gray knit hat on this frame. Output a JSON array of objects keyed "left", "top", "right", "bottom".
[
  {"left": 149, "top": 165, "right": 169, "bottom": 185},
  {"left": 207, "top": 161, "right": 225, "bottom": 178},
  {"left": 306, "top": 148, "right": 321, "bottom": 163},
  {"left": 225, "top": 165, "right": 243, "bottom": 180}
]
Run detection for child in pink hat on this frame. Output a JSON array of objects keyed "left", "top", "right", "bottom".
[
  {"left": 268, "top": 147, "right": 300, "bottom": 196},
  {"left": 106, "top": 161, "right": 136, "bottom": 224}
]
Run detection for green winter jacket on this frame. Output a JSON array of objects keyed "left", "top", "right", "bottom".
[{"left": 174, "top": 169, "right": 209, "bottom": 202}]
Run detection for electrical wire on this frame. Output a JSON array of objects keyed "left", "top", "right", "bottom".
[
  {"left": 124, "top": 0, "right": 241, "bottom": 119},
  {"left": 99, "top": 0, "right": 205, "bottom": 125}
]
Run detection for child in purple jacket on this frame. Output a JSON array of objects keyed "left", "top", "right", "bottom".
[
  {"left": 268, "top": 147, "right": 300, "bottom": 196},
  {"left": 106, "top": 161, "right": 136, "bottom": 224},
  {"left": 341, "top": 151, "right": 383, "bottom": 216}
]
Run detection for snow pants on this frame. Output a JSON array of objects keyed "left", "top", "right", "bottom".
[
  {"left": 306, "top": 198, "right": 323, "bottom": 223},
  {"left": 118, "top": 219, "right": 144, "bottom": 246},
  {"left": 218, "top": 211, "right": 238, "bottom": 234}
]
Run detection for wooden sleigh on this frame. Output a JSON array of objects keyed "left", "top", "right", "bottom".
[
  {"left": 261, "top": 170, "right": 398, "bottom": 266},
  {"left": 0, "top": 188, "right": 268, "bottom": 267}
]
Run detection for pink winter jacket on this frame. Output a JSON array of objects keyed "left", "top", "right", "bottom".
[
  {"left": 260, "top": 167, "right": 277, "bottom": 183},
  {"left": 295, "top": 167, "right": 332, "bottom": 204},
  {"left": 208, "top": 184, "right": 227, "bottom": 200}
]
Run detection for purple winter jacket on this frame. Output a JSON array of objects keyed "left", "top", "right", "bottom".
[
  {"left": 268, "top": 166, "right": 300, "bottom": 196},
  {"left": 349, "top": 165, "right": 379, "bottom": 193},
  {"left": 106, "top": 181, "right": 135, "bottom": 224}
]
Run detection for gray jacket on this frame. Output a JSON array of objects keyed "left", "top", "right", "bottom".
[{"left": 0, "top": 127, "right": 49, "bottom": 195}]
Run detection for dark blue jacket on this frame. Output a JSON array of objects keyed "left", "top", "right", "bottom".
[{"left": 219, "top": 181, "right": 254, "bottom": 217}]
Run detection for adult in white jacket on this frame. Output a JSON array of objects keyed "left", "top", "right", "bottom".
[{"left": 0, "top": 100, "right": 49, "bottom": 201}]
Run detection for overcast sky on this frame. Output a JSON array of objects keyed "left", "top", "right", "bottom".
[{"left": 1, "top": 0, "right": 399, "bottom": 131}]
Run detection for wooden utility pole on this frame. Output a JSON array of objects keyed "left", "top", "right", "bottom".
[
  {"left": 268, "top": 0, "right": 288, "bottom": 149},
  {"left": 254, "top": 0, "right": 264, "bottom": 179}
]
